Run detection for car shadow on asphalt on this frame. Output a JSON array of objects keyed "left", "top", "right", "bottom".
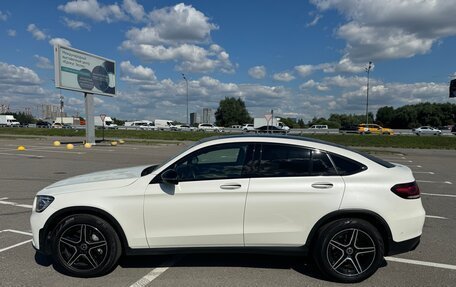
[
  {"left": 35, "top": 252, "right": 388, "bottom": 282},
  {"left": 119, "top": 253, "right": 327, "bottom": 281}
]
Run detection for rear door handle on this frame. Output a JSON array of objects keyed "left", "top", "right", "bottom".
[
  {"left": 220, "top": 184, "right": 242, "bottom": 190},
  {"left": 311, "top": 183, "right": 334, "bottom": 189}
]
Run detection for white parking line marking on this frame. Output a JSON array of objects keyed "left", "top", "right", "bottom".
[
  {"left": 129, "top": 256, "right": 181, "bottom": 287},
  {"left": 413, "top": 171, "right": 435, "bottom": 174},
  {"left": 0, "top": 199, "right": 33, "bottom": 209},
  {"left": 407, "top": 165, "right": 422, "bottom": 168},
  {"left": 385, "top": 257, "right": 456, "bottom": 271},
  {"left": 0, "top": 239, "right": 33, "bottom": 253},
  {"left": 0, "top": 152, "right": 44, "bottom": 158},
  {"left": 416, "top": 180, "right": 452, "bottom": 185},
  {"left": 422, "top": 193, "right": 456, "bottom": 198},
  {"left": 23, "top": 148, "right": 86, "bottom": 155},
  {"left": 425, "top": 215, "right": 448, "bottom": 220},
  {"left": 384, "top": 159, "right": 413, "bottom": 163},
  {"left": 0, "top": 229, "right": 33, "bottom": 236}
]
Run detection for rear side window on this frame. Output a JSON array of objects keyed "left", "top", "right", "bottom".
[
  {"left": 259, "top": 144, "right": 312, "bottom": 177},
  {"left": 329, "top": 153, "right": 367, "bottom": 175}
]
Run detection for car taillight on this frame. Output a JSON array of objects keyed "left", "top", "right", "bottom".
[{"left": 391, "top": 181, "right": 420, "bottom": 199}]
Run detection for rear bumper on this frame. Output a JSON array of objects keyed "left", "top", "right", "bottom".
[{"left": 387, "top": 235, "right": 420, "bottom": 256}]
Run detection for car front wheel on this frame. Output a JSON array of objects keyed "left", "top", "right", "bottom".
[
  {"left": 313, "top": 218, "right": 384, "bottom": 283},
  {"left": 51, "top": 214, "right": 122, "bottom": 277}
]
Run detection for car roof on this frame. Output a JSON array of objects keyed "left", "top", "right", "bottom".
[{"left": 193, "top": 134, "right": 394, "bottom": 168}]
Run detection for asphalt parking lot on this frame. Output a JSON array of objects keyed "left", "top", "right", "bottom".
[{"left": 0, "top": 137, "right": 455, "bottom": 286}]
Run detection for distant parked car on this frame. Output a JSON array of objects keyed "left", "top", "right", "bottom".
[
  {"left": 52, "top": 123, "right": 72, "bottom": 129},
  {"left": 173, "top": 124, "right": 194, "bottom": 132},
  {"left": 358, "top": 124, "right": 394, "bottom": 135},
  {"left": 451, "top": 125, "right": 456, "bottom": 136},
  {"left": 339, "top": 125, "right": 359, "bottom": 134},
  {"left": 242, "top": 124, "right": 255, "bottom": 132},
  {"left": 412, "top": 126, "right": 441, "bottom": 136},
  {"left": 308, "top": 125, "right": 328, "bottom": 129},
  {"left": 36, "top": 120, "right": 52, "bottom": 128},
  {"left": 198, "top": 123, "right": 222, "bottom": 132}
]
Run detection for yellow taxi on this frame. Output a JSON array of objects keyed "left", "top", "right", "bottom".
[{"left": 358, "top": 124, "right": 394, "bottom": 135}]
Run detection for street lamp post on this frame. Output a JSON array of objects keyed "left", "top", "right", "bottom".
[
  {"left": 365, "top": 61, "right": 372, "bottom": 126},
  {"left": 182, "top": 73, "right": 189, "bottom": 125},
  {"left": 59, "top": 92, "right": 64, "bottom": 125}
]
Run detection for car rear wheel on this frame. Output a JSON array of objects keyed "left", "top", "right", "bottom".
[
  {"left": 313, "top": 218, "right": 384, "bottom": 283},
  {"left": 51, "top": 214, "right": 122, "bottom": 277}
]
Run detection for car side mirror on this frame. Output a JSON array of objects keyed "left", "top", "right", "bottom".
[{"left": 161, "top": 169, "right": 178, "bottom": 185}]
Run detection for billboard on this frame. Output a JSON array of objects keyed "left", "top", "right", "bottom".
[{"left": 54, "top": 45, "right": 116, "bottom": 97}]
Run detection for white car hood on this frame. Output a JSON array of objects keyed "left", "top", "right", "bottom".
[{"left": 42, "top": 165, "right": 153, "bottom": 193}]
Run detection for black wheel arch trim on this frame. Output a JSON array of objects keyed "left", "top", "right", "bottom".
[
  {"left": 305, "top": 209, "right": 394, "bottom": 254},
  {"left": 39, "top": 206, "right": 129, "bottom": 256}
]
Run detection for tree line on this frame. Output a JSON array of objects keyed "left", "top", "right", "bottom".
[
  {"left": 215, "top": 97, "right": 456, "bottom": 129},
  {"left": 295, "top": 102, "right": 456, "bottom": 129}
]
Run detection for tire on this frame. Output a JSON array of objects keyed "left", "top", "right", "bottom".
[
  {"left": 312, "top": 218, "right": 384, "bottom": 283},
  {"left": 51, "top": 214, "right": 122, "bottom": 277}
]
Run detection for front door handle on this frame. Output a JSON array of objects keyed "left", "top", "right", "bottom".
[
  {"left": 220, "top": 184, "right": 242, "bottom": 190},
  {"left": 311, "top": 183, "right": 334, "bottom": 189}
]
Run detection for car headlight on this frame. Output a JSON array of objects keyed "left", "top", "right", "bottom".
[{"left": 35, "top": 195, "right": 54, "bottom": 212}]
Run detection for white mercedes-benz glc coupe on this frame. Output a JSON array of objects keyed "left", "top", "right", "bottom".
[{"left": 30, "top": 135, "right": 425, "bottom": 282}]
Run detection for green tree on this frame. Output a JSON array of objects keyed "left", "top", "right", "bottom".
[
  {"left": 297, "top": 118, "right": 306, "bottom": 128},
  {"left": 8, "top": 112, "right": 35, "bottom": 125},
  {"left": 112, "top": 117, "right": 125, "bottom": 126},
  {"left": 280, "top": 118, "right": 298, "bottom": 128},
  {"left": 215, "top": 97, "right": 252, "bottom": 127},
  {"left": 376, "top": 106, "right": 394, "bottom": 127}
]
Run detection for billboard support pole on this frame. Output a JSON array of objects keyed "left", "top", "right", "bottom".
[{"left": 84, "top": 93, "right": 95, "bottom": 145}]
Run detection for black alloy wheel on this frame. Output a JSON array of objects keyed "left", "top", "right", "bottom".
[
  {"left": 51, "top": 214, "right": 121, "bottom": 277},
  {"left": 313, "top": 218, "right": 384, "bottom": 283}
]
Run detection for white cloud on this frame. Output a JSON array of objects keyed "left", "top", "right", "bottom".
[
  {"left": 58, "top": 0, "right": 127, "bottom": 23},
  {"left": 295, "top": 65, "right": 315, "bottom": 77},
  {"left": 122, "top": 0, "right": 145, "bottom": 22},
  {"left": 311, "top": 0, "right": 456, "bottom": 62},
  {"left": 34, "top": 55, "right": 53, "bottom": 69},
  {"left": 121, "top": 3, "right": 234, "bottom": 73},
  {"left": 147, "top": 3, "right": 218, "bottom": 43},
  {"left": 300, "top": 79, "right": 318, "bottom": 89},
  {"left": 321, "top": 57, "right": 368, "bottom": 73},
  {"left": 7, "top": 29, "right": 16, "bottom": 37},
  {"left": 306, "top": 14, "right": 322, "bottom": 27},
  {"left": 0, "top": 62, "right": 45, "bottom": 109},
  {"left": 0, "top": 10, "right": 9, "bottom": 21},
  {"left": 120, "top": 61, "right": 157, "bottom": 82},
  {"left": 0, "top": 62, "right": 41, "bottom": 85},
  {"left": 273, "top": 72, "right": 295, "bottom": 82},
  {"left": 62, "top": 17, "right": 91, "bottom": 30},
  {"left": 248, "top": 66, "right": 266, "bottom": 79},
  {"left": 27, "top": 24, "right": 47, "bottom": 40},
  {"left": 49, "top": 38, "right": 72, "bottom": 47}
]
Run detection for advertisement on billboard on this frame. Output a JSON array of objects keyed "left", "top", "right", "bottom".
[{"left": 54, "top": 45, "right": 116, "bottom": 97}]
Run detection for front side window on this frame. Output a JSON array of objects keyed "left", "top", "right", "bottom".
[{"left": 173, "top": 143, "right": 251, "bottom": 181}]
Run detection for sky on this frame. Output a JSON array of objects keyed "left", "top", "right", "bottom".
[{"left": 1, "top": 0, "right": 456, "bottom": 123}]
